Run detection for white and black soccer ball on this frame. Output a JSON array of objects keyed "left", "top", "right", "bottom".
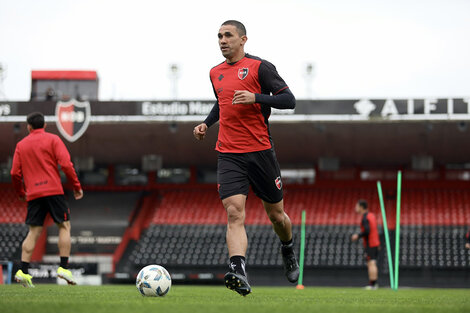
[{"left": 136, "top": 264, "right": 172, "bottom": 297}]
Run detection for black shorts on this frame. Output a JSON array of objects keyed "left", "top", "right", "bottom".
[
  {"left": 26, "top": 195, "right": 70, "bottom": 226},
  {"left": 365, "top": 246, "right": 379, "bottom": 261},
  {"left": 217, "top": 149, "right": 283, "bottom": 203}
]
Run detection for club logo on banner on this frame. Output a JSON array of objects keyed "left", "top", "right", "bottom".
[{"left": 55, "top": 99, "right": 91, "bottom": 142}]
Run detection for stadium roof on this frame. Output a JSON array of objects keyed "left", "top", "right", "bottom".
[{"left": 31, "top": 70, "right": 98, "bottom": 81}]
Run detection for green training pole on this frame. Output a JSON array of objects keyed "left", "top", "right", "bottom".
[
  {"left": 394, "top": 171, "right": 402, "bottom": 290},
  {"left": 296, "top": 210, "right": 306, "bottom": 289},
  {"left": 377, "top": 181, "right": 394, "bottom": 289}
]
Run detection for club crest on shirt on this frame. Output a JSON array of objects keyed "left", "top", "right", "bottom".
[
  {"left": 55, "top": 98, "right": 91, "bottom": 143},
  {"left": 238, "top": 68, "right": 249, "bottom": 80},
  {"left": 275, "top": 176, "right": 282, "bottom": 190}
]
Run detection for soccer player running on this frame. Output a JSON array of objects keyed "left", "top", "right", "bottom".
[
  {"left": 11, "top": 112, "right": 83, "bottom": 287},
  {"left": 193, "top": 20, "right": 299, "bottom": 296},
  {"left": 351, "top": 199, "right": 380, "bottom": 290}
]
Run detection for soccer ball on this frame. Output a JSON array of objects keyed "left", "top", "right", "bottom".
[{"left": 136, "top": 264, "right": 172, "bottom": 297}]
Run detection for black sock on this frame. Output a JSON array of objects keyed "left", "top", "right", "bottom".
[
  {"left": 60, "top": 257, "right": 69, "bottom": 269},
  {"left": 281, "top": 238, "right": 293, "bottom": 247},
  {"left": 281, "top": 238, "right": 294, "bottom": 255},
  {"left": 229, "top": 255, "right": 246, "bottom": 276},
  {"left": 21, "top": 261, "right": 30, "bottom": 274},
  {"left": 370, "top": 280, "right": 377, "bottom": 286}
]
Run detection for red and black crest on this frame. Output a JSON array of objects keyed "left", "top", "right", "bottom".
[
  {"left": 55, "top": 98, "right": 91, "bottom": 142},
  {"left": 275, "top": 176, "right": 282, "bottom": 190},
  {"left": 238, "top": 68, "right": 249, "bottom": 80}
]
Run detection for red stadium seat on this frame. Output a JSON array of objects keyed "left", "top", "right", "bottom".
[
  {"left": 0, "top": 185, "right": 27, "bottom": 224},
  {"left": 148, "top": 185, "right": 469, "bottom": 227}
]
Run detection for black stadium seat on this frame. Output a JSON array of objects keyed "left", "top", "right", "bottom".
[
  {"left": 120, "top": 224, "right": 470, "bottom": 275},
  {"left": 0, "top": 224, "right": 28, "bottom": 261}
]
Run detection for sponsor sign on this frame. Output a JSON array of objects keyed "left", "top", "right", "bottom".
[
  {"left": 1, "top": 98, "right": 469, "bottom": 122},
  {"left": 23, "top": 263, "right": 98, "bottom": 284},
  {"left": 141, "top": 101, "right": 214, "bottom": 116}
]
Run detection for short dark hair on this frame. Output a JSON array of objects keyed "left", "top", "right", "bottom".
[
  {"left": 357, "top": 199, "right": 368, "bottom": 210},
  {"left": 27, "top": 112, "right": 45, "bottom": 129},
  {"left": 221, "top": 20, "right": 246, "bottom": 37}
]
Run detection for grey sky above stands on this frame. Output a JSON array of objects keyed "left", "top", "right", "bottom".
[{"left": 0, "top": 0, "right": 469, "bottom": 101}]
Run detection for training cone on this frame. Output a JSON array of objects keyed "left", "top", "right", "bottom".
[
  {"left": 296, "top": 284, "right": 304, "bottom": 290},
  {"left": 0, "top": 267, "right": 3, "bottom": 285}
]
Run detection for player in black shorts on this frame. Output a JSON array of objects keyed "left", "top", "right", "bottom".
[
  {"left": 194, "top": 20, "right": 298, "bottom": 296},
  {"left": 11, "top": 112, "right": 83, "bottom": 287},
  {"left": 364, "top": 246, "right": 379, "bottom": 262},
  {"left": 351, "top": 200, "right": 380, "bottom": 289},
  {"left": 217, "top": 150, "right": 283, "bottom": 203}
]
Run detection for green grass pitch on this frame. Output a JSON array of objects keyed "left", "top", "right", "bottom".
[{"left": 0, "top": 285, "right": 469, "bottom": 313}]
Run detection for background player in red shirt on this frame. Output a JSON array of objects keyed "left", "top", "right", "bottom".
[
  {"left": 10, "top": 112, "right": 83, "bottom": 287},
  {"left": 351, "top": 199, "right": 380, "bottom": 289},
  {"left": 193, "top": 20, "right": 298, "bottom": 296}
]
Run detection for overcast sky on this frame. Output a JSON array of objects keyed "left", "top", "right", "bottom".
[{"left": 1, "top": 0, "right": 469, "bottom": 101}]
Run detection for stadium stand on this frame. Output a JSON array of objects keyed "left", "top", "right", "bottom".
[
  {"left": 0, "top": 223, "right": 28, "bottom": 262},
  {"left": 148, "top": 185, "right": 470, "bottom": 226},
  {"left": 2, "top": 181, "right": 469, "bottom": 286},
  {"left": 0, "top": 185, "right": 27, "bottom": 223},
  {"left": 0, "top": 187, "right": 142, "bottom": 277},
  {"left": 121, "top": 223, "right": 470, "bottom": 272},
  {"left": 116, "top": 183, "right": 470, "bottom": 286},
  {"left": 45, "top": 191, "right": 142, "bottom": 255},
  {"left": 400, "top": 225, "right": 469, "bottom": 268},
  {"left": 123, "top": 224, "right": 365, "bottom": 270},
  {"left": 150, "top": 188, "right": 386, "bottom": 225},
  {"left": 0, "top": 185, "right": 28, "bottom": 262}
]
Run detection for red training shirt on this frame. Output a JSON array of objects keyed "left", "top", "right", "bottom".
[
  {"left": 209, "top": 54, "right": 288, "bottom": 153},
  {"left": 11, "top": 128, "right": 81, "bottom": 201},
  {"left": 360, "top": 212, "right": 380, "bottom": 248}
]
